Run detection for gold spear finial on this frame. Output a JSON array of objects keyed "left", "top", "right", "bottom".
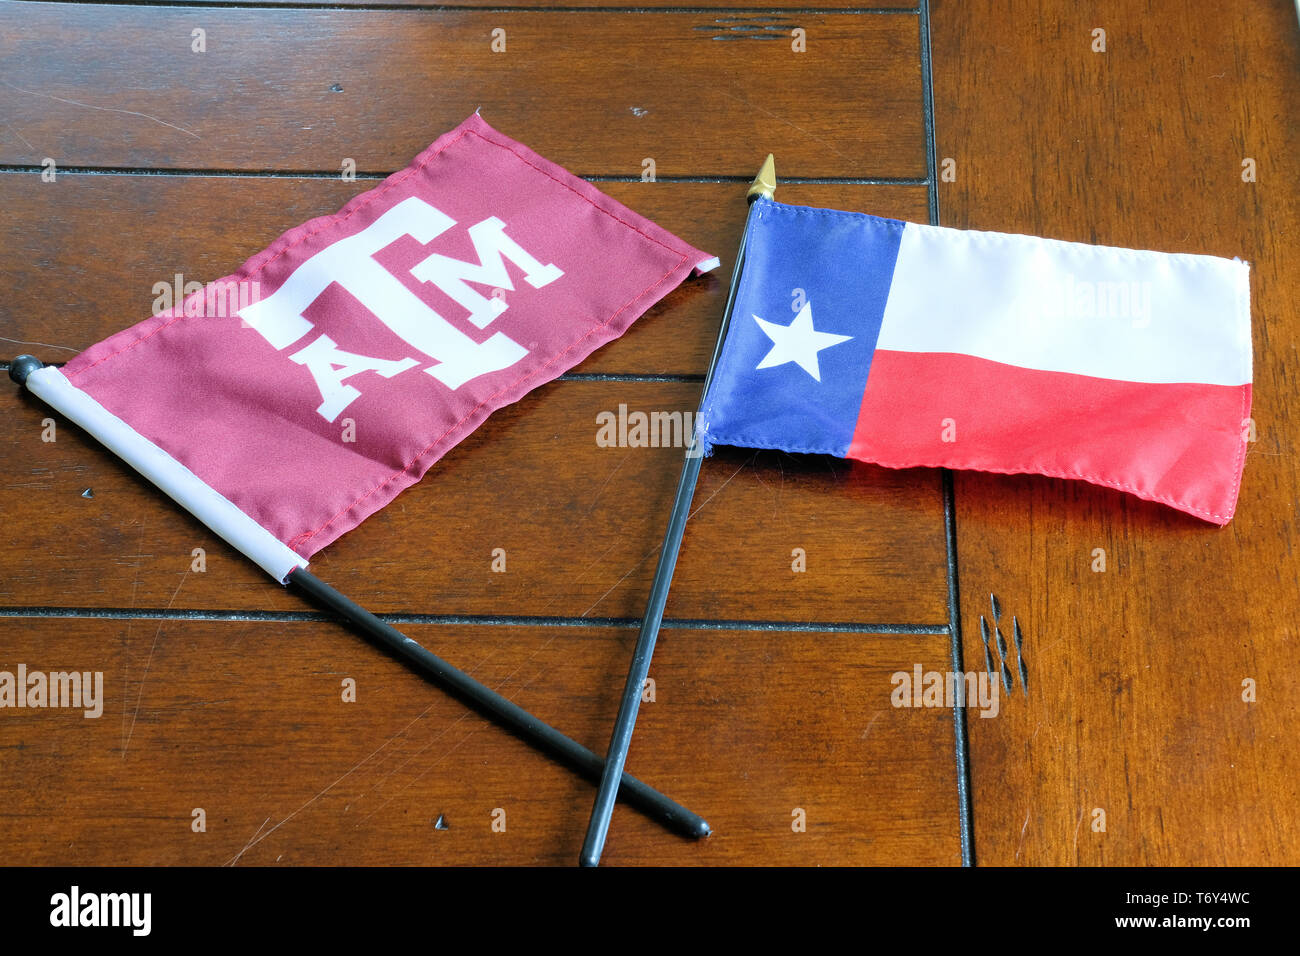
[{"left": 746, "top": 153, "right": 777, "bottom": 203}]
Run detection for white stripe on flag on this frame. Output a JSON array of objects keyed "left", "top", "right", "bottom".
[
  {"left": 875, "top": 222, "right": 1251, "bottom": 387},
  {"left": 26, "top": 367, "right": 307, "bottom": 584}
]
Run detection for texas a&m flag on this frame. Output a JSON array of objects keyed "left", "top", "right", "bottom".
[
  {"left": 25, "top": 114, "right": 717, "bottom": 580},
  {"left": 698, "top": 198, "right": 1252, "bottom": 524}
]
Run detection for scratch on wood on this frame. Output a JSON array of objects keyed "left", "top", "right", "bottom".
[
  {"left": 120, "top": 520, "right": 147, "bottom": 756},
  {"left": 228, "top": 816, "right": 270, "bottom": 867},
  {"left": 581, "top": 450, "right": 632, "bottom": 518},
  {"left": 360, "top": 725, "right": 481, "bottom": 824},
  {"left": 716, "top": 86, "right": 857, "bottom": 167},
  {"left": 0, "top": 78, "right": 201, "bottom": 139},
  {"left": 3, "top": 123, "right": 35, "bottom": 152},
  {"left": 1015, "top": 807, "right": 1031, "bottom": 860},
  {"left": 577, "top": 456, "right": 749, "bottom": 618},
  {"left": 228, "top": 711, "right": 435, "bottom": 864},
  {"left": 358, "top": 699, "right": 471, "bottom": 800},
  {"left": 122, "top": 570, "right": 188, "bottom": 759},
  {"left": 0, "top": 335, "right": 81, "bottom": 354}
]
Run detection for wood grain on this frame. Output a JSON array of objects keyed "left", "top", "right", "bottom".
[
  {"left": 0, "top": 379, "right": 950, "bottom": 623},
  {"left": 0, "top": 618, "right": 959, "bottom": 865},
  {"left": 0, "top": 5, "right": 926, "bottom": 177},
  {"left": 931, "top": 0, "right": 1300, "bottom": 864},
  {"left": 0, "top": 174, "right": 928, "bottom": 373},
  {"left": 0, "top": 2, "right": 959, "bottom": 867}
]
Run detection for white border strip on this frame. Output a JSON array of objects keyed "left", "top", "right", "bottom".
[{"left": 26, "top": 367, "right": 307, "bottom": 584}]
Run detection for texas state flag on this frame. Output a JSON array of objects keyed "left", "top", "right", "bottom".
[{"left": 697, "top": 198, "right": 1253, "bottom": 524}]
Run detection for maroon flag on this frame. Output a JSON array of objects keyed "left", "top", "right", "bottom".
[{"left": 30, "top": 114, "right": 716, "bottom": 580}]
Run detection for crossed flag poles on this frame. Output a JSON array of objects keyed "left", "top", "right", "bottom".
[
  {"left": 7, "top": 148, "right": 775, "bottom": 865},
  {"left": 18, "top": 128, "right": 1245, "bottom": 862}
]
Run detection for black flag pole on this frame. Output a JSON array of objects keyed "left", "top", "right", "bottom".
[
  {"left": 579, "top": 155, "right": 777, "bottom": 866},
  {"left": 8, "top": 354, "right": 710, "bottom": 842}
]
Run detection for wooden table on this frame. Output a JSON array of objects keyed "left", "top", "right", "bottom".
[{"left": 0, "top": 0, "right": 1294, "bottom": 866}]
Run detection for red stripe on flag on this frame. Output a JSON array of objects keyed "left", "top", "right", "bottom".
[{"left": 847, "top": 349, "right": 1251, "bottom": 524}]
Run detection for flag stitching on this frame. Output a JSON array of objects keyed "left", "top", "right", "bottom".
[
  {"left": 699, "top": 429, "right": 1245, "bottom": 521},
  {"left": 464, "top": 128, "right": 688, "bottom": 259},
  {"left": 66, "top": 120, "right": 686, "bottom": 383},
  {"left": 61, "top": 126, "right": 476, "bottom": 382},
  {"left": 766, "top": 197, "right": 1250, "bottom": 270}
]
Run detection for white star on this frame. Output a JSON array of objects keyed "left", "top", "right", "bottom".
[{"left": 752, "top": 302, "right": 852, "bottom": 382}]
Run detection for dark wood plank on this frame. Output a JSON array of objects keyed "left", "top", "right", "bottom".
[
  {"left": 1, "top": 379, "right": 950, "bottom": 623},
  {"left": 0, "top": 175, "right": 929, "bottom": 374},
  {"left": 0, "top": 5, "right": 926, "bottom": 177},
  {"left": 0, "top": 618, "right": 959, "bottom": 865},
  {"left": 932, "top": 0, "right": 1300, "bottom": 864},
  {"left": 0, "top": 0, "right": 963, "bottom": 873}
]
